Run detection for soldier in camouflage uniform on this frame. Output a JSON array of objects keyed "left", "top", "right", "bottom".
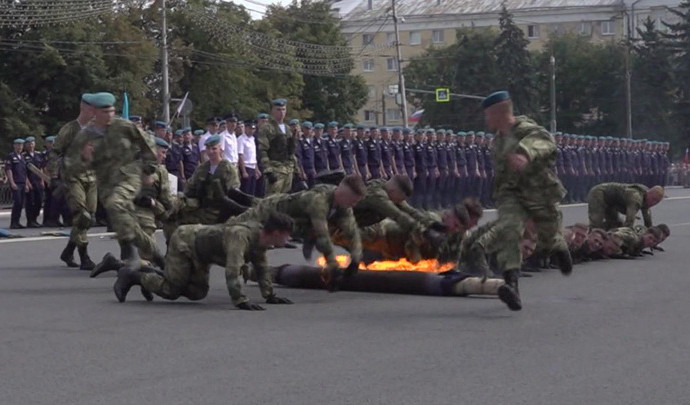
[
  {"left": 112, "top": 212, "right": 295, "bottom": 310},
  {"left": 587, "top": 182, "right": 664, "bottom": 230},
  {"left": 257, "top": 98, "right": 297, "bottom": 195},
  {"left": 481, "top": 91, "right": 572, "bottom": 308},
  {"left": 52, "top": 93, "right": 98, "bottom": 270},
  {"left": 607, "top": 226, "right": 662, "bottom": 257},
  {"left": 64, "top": 92, "right": 163, "bottom": 269},
  {"left": 234, "top": 174, "right": 367, "bottom": 290},
  {"left": 163, "top": 135, "right": 242, "bottom": 241}
]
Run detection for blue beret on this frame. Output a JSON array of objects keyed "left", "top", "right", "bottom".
[
  {"left": 328, "top": 121, "right": 339, "bottom": 128},
  {"left": 272, "top": 98, "right": 287, "bottom": 106},
  {"left": 416, "top": 129, "right": 425, "bottom": 134},
  {"left": 129, "top": 115, "right": 141, "bottom": 122},
  {"left": 83, "top": 92, "right": 116, "bottom": 108},
  {"left": 13, "top": 138, "right": 25, "bottom": 144},
  {"left": 174, "top": 130, "right": 183, "bottom": 136},
  {"left": 301, "top": 121, "right": 313, "bottom": 129},
  {"left": 154, "top": 121, "right": 167, "bottom": 128},
  {"left": 314, "top": 123, "right": 325, "bottom": 129},
  {"left": 437, "top": 129, "right": 446, "bottom": 135},
  {"left": 343, "top": 123, "right": 354, "bottom": 129},
  {"left": 476, "top": 131, "right": 485, "bottom": 137},
  {"left": 226, "top": 115, "right": 238, "bottom": 122},
  {"left": 257, "top": 113, "right": 268, "bottom": 119},
  {"left": 356, "top": 124, "right": 367, "bottom": 130},
  {"left": 219, "top": 120, "right": 227, "bottom": 125},
  {"left": 555, "top": 132, "right": 563, "bottom": 136},
  {"left": 204, "top": 135, "right": 222, "bottom": 147},
  {"left": 289, "top": 118, "right": 300, "bottom": 125},
  {"left": 467, "top": 131, "right": 475, "bottom": 136},
  {"left": 154, "top": 137, "right": 170, "bottom": 149},
  {"left": 425, "top": 128, "right": 435, "bottom": 133},
  {"left": 486, "top": 133, "right": 494, "bottom": 138},
  {"left": 206, "top": 117, "right": 219, "bottom": 124},
  {"left": 402, "top": 127, "right": 411, "bottom": 134},
  {"left": 25, "top": 136, "right": 36, "bottom": 142},
  {"left": 182, "top": 127, "right": 192, "bottom": 133},
  {"left": 370, "top": 126, "right": 378, "bottom": 131},
  {"left": 193, "top": 129, "right": 205, "bottom": 136},
  {"left": 392, "top": 126, "right": 402, "bottom": 132},
  {"left": 380, "top": 126, "right": 389, "bottom": 131},
  {"left": 481, "top": 91, "right": 510, "bottom": 109},
  {"left": 457, "top": 131, "right": 467, "bottom": 136},
  {"left": 45, "top": 136, "right": 56, "bottom": 142}
]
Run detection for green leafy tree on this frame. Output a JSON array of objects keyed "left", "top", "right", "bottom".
[{"left": 663, "top": 0, "right": 690, "bottom": 150}]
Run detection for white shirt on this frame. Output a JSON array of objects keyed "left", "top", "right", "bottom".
[
  {"left": 221, "top": 130, "right": 239, "bottom": 164},
  {"left": 278, "top": 123, "right": 286, "bottom": 134},
  {"left": 237, "top": 134, "right": 257, "bottom": 169},
  {"left": 199, "top": 132, "right": 212, "bottom": 152}
]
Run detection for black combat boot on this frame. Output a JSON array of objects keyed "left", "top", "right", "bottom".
[
  {"left": 113, "top": 266, "right": 142, "bottom": 303},
  {"left": 78, "top": 244, "right": 96, "bottom": 271},
  {"left": 10, "top": 222, "right": 25, "bottom": 229},
  {"left": 60, "top": 241, "right": 79, "bottom": 268},
  {"left": 552, "top": 246, "right": 573, "bottom": 276},
  {"left": 119, "top": 241, "right": 142, "bottom": 270},
  {"left": 90, "top": 252, "right": 124, "bottom": 278},
  {"left": 498, "top": 269, "right": 522, "bottom": 311}
]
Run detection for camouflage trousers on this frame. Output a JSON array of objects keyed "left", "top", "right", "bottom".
[
  {"left": 265, "top": 162, "right": 293, "bottom": 196},
  {"left": 64, "top": 172, "right": 97, "bottom": 246},
  {"left": 356, "top": 220, "right": 423, "bottom": 263},
  {"left": 493, "top": 194, "right": 566, "bottom": 271},
  {"left": 140, "top": 224, "right": 211, "bottom": 301},
  {"left": 587, "top": 188, "right": 622, "bottom": 230},
  {"left": 99, "top": 166, "right": 158, "bottom": 256},
  {"left": 134, "top": 207, "right": 158, "bottom": 260},
  {"left": 162, "top": 197, "right": 220, "bottom": 242}
]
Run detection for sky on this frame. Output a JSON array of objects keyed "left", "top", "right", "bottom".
[{"left": 231, "top": 0, "right": 293, "bottom": 20}]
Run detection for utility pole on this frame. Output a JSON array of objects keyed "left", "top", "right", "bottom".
[
  {"left": 550, "top": 55, "right": 557, "bottom": 133},
  {"left": 391, "top": 0, "right": 408, "bottom": 126},
  {"left": 161, "top": 0, "right": 170, "bottom": 124}
]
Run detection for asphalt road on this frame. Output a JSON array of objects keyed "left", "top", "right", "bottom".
[{"left": 1, "top": 189, "right": 689, "bottom": 405}]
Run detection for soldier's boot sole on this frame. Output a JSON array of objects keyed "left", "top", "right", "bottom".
[
  {"left": 113, "top": 267, "right": 141, "bottom": 303},
  {"left": 553, "top": 248, "right": 573, "bottom": 276},
  {"left": 90, "top": 253, "right": 123, "bottom": 278},
  {"left": 497, "top": 285, "right": 522, "bottom": 311}
]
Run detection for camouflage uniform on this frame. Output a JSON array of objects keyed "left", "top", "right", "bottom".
[
  {"left": 54, "top": 120, "right": 97, "bottom": 247},
  {"left": 491, "top": 116, "right": 567, "bottom": 271},
  {"left": 257, "top": 119, "right": 297, "bottom": 195},
  {"left": 163, "top": 160, "right": 240, "bottom": 240},
  {"left": 65, "top": 118, "right": 158, "bottom": 254},
  {"left": 353, "top": 179, "right": 426, "bottom": 234},
  {"left": 234, "top": 184, "right": 362, "bottom": 271},
  {"left": 587, "top": 182, "right": 652, "bottom": 230},
  {"left": 457, "top": 220, "right": 499, "bottom": 276},
  {"left": 608, "top": 227, "right": 644, "bottom": 256},
  {"left": 134, "top": 164, "right": 174, "bottom": 259},
  {"left": 140, "top": 222, "right": 274, "bottom": 305}
]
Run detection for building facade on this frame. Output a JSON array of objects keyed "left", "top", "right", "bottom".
[{"left": 334, "top": 0, "right": 682, "bottom": 126}]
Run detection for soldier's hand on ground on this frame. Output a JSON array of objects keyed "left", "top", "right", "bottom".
[
  {"left": 265, "top": 295, "right": 293, "bottom": 304},
  {"left": 507, "top": 153, "right": 529, "bottom": 171},
  {"left": 236, "top": 302, "right": 266, "bottom": 311}
]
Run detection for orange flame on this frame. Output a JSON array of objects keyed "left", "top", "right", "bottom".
[{"left": 316, "top": 255, "right": 454, "bottom": 273}]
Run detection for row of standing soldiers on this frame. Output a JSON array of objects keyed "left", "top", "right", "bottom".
[
  {"left": 292, "top": 122, "right": 496, "bottom": 210},
  {"left": 555, "top": 133, "right": 670, "bottom": 203}
]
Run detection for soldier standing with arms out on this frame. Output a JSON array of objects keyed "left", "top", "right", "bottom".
[
  {"left": 64, "top": 92, "right": 163, "bottom": 269},
  {"left": 52, "top": 94, "right": 98, "bottom": 269},
  {"left": 257, "top": 99, "right": 297, "bottom": 195},
  {"left": 354, "top": 124, "right": 370, "bottom": 180},
  {"left": 5, "top": 139, "right": 28, "bottom": 229},
  {"left": 22, "top": 136, "right": 45, "bottom": 228},
  {"left": 482, "top": 91, "right": 572, "bottom": 309}
]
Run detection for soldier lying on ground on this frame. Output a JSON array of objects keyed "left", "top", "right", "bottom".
[
  {"left": 587, "top": 182, "right": 664, "bottom": 230},
  {"left": 111, "top": 211, "right": 295, "bottom": 310}
]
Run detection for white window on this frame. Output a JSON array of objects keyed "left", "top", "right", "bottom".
[
  {"left": 527, "top": 24, "right": 540, "bottom": 38},
  {"left": 601, "top": 20, "right": 615, "bottom": 35},
  {"left": 367, "top": 85, "right": 376, "bottom": 98},
  {"left": 409, "top": 31, "right": 421, "bottom": 45},
  {"left": 578, "top": 22, "right": 592, "bottom": 36},
  {"left": 364, "top": 110, "right": 376, "bottom": 122},
  {"left": 432, "top": 30, "right": 444, "bottom": 43},
  {"left": 362, "top": 33, "right": 374, "bottom": 46},
  {"left": 362, "top": 59, "right": 374, "bottom": 72},
  {"left": 386, "top": 57, "right": 398, "bottom": 71},
  {"left": 386, "top": 108, "right": 402, "bottom": 121},
  {"left": 387, "top": 32, "right": 396, "bottom": 45}
]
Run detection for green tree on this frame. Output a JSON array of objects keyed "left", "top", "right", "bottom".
[
  {"left": 663, "top": 0, "right": 690, "bottom": 150},
  {"left": 495, "top": 2, "right": 538, "bottom": 116}
]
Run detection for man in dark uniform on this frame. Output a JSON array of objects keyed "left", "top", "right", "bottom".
[
  {"left": 325, "top": 121, "right": 342, "bottom": 171},
  {"left": 367, "top": 126, "right": 383, "bottom": 180},
  {"left": 22, "top": 136, "right": 45, "bottom": 228},
  {"left": 182, "top": 129, "right": 201, "bottom": 189},
  {"left": 465, "top": 131, "right": 479, "bottom": 199},
  {"left": 340, "top": 123, "right": 355, "bottom": 175},
  {"left": 455, "top": 132, "right": 468, "bottom": 201},
  {"left": 402, "top": 128, "right": 415, "bottom": 182},
  {"left": 660, "top": 142, "right": 670, "bottom": 186},
  {"left": 391, "top": 127, "right": 405, "bottom": 179},
  {"left": 554, "top": 133, "right": 564, "bottom": 183},
  {"left": 380, "top": 127, "right": 394, "bottom": 179},
  {"left": 424, "top": 128, "right": 439, "bottom": 209},
  {"left": 354, "top": 124, "right": 369, "bottom": 180},
  {"left": 5, "top": 138, "right": 28, "bottom": 229},
  {"left": 446, "top": 131, "right": 458, "bottom": 207},
  {"left": 166, "top": 129, "right": 185, "bottom": 191},
  {"left": 412, "top": 129, "right": 427, "bottom": 208},
  {"left": 563, "top": 134, "right": 578, "bottom": 203},
  {"left": 435, "top": 129, "right": 449, "bottom": 208},
  {"left": 313, "top": 123, "right": 329, "bottom": 175},
  {"left": 482, "top": 134, "right": 495, "bottom": 208},
  {"left": 299, "top": 121, "right": 317, "bottom": 187}
]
